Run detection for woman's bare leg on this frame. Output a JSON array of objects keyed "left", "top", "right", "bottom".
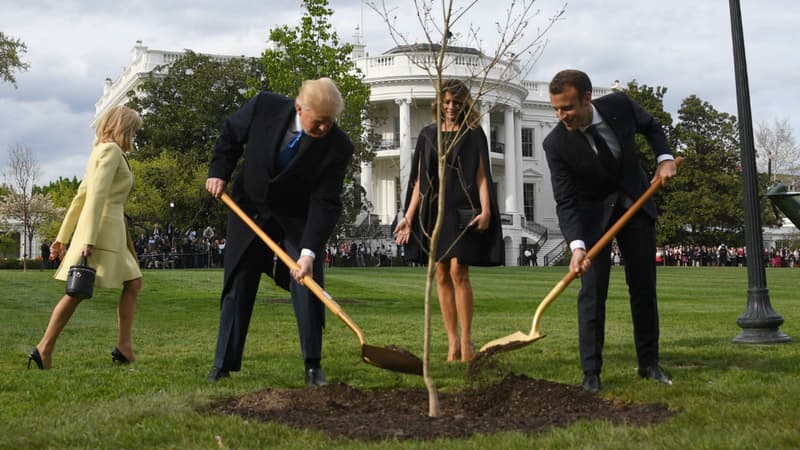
[
  {"left": 116, "top": 277, "right": 142, "bottom": 362},
  {"left": 449, "top": 258, "right": 474, "bottom": 361},
  {"left": 436, "top": 261, "right": 460, "bottom": 361},
  {"left": 36, "top": 295, "right": 82, "bottom": 369}
]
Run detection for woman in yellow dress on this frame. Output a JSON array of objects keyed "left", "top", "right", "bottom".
[{"left": 28, "top": 105, "right": 144, "bottom": 370}]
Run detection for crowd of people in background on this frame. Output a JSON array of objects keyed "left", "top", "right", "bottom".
[
  {"left": 47, "top": 224, "right": 800, "bottom": 271},
  {"left": 133, "top": 224, "right": 225, "bottom": 269},
  {"left": 649, "top": 243, "right": 799, "bottom": 268},
  {"left": 126, "top": 229, "right": 800, "bottom": 270},
  {"left": 127, "top": 227, "right": 407, "bottom": 270},
  {"left": 323, "top": 240, "right": 399, "bottom": 268}
]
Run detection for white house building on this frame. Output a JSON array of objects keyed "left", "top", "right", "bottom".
[{"left": 93, "top": 40, "right": 616, "bottom": 265}]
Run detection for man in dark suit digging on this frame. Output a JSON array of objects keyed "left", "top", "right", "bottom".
[
  {"left": 543, "top": 69, "right": 677, "bottom": 393},
  {"left": 205, "top": 78, "right": 353, "bottom": 386}
]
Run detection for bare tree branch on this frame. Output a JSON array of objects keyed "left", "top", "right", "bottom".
[
  {"left": 756, "top": 118, "right": 800, "bottom": 181},
  {"left": 1, "top": 144, "right": 45, "bottom": 270}
]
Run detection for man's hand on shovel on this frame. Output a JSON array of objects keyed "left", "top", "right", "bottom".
[
  {"left": 652, "top": 159, "right": 677, "bottom": 186},
  {"left": 291, "top": 255, "right": 314, "bottom": 283},
  {"left": 569, "top": 248, "right": 592, "bottom": 277}
]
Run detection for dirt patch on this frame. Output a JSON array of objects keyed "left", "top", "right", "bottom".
[{"left": 212, "top": 373, "right": 675, "bottom": 441}]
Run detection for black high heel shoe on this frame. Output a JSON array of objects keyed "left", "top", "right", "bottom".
[
  {"left": 111, "top": 347, "right": 130, "bottom": 364},
  {"left": 28, "top": 348, "right": 44, "bottom": 370}
]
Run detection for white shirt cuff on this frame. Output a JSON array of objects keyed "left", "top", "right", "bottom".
[
  {"left": 570, "top": 240, "right": 586, "bottom": 252},
  {"left": 657, "top": 154, "right": 675, "bottom": 163},
  {"left": 300, "top": 248, "right": 316, "bottom": 259}
]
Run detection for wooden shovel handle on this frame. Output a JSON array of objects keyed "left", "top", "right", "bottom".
[
  {"left": 586, "top": 157, "right": 683, "bottom": 262},
  {"left": 219, "top": 192, "right": 366, "bottom": 345},
  {"left": 532, "top": 157, "right": 683, "bottom": 333}
]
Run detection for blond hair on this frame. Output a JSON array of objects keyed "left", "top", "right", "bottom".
[
  {"left": 95, "top": 105, "right": 143, "bottom": 152},
  {"left": 297, "top": 77, "right": 344, "bottom": 118}
]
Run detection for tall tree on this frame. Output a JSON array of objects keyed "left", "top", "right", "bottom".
[
  {"left": 622, "top": 80, "right": 674, "bottom": 170},
  {"left": 127, "top": 51, "right": 265, "bottom": 166},
  {"left": 755, "top": 118, "right": 800, "bottom": 182},
  {"left": 34, "top": 176, "right": 80, "bottom": 209},
  {"left": 31, "top": 176, "right": 79, "bottom": 241},
  {"left": 126, "top": 51, "right": 266, "bottom": 236},
  {"left": 0, "top": 192, "right": 61, "bottom": 260},
  {"left": 126, "top": 153, "right": 210, "bottom": 239},
  {"left": 621, "top": 81, "right": 676, "bottom": 220},
  {"left": 0, "top": 145, "right": 60, "bottom": 268},
  {"left": 0, "top": 31, "right": 30, "bottom": 88},
  {"left": 256, "top": 0, "right": 375, "bottom": 242},
  {"left": 660, "top": 95, "right": 777, "bottom": 246}
]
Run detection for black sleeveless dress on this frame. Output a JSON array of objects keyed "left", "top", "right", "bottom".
[{"left": 402, "top": 124, "right": 504, "bottom": 266}]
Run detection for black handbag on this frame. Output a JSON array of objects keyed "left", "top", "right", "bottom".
[
  {"left": 65, "top": 255, "right": 96, "bottom": 299},
  {"left": 457, "top": 208, "right": 477, "bottom": 230}
]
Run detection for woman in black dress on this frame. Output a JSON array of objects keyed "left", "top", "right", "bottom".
[{"left": 394, "top": 79, "right": 503, "bottom": 361}]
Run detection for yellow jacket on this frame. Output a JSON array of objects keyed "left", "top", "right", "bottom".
[{"left": 54, "top": 143, "right": 141, "bottom": 288}]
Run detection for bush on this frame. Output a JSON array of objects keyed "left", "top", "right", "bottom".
[{"left": 0, "top": 258, "right": 38, "bottom": 269}]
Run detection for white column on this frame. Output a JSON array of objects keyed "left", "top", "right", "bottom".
[
  {"left": 396, "top": 98, "right": 412, "bottom": 202},
  {"left": 360, "top": 161, "right": 373, "bottom": 206},
  {"left": 514, "top": 109, "right": 524, "bottom": 218},
  {"left": 537, "top": 121, "right": 549, "bottom": 159},
  {"left": 481, "top": 101, "right": 492, "bottom": 154},
  {"left": 503, "top": 106, "right": 518, "bottom": 218}
]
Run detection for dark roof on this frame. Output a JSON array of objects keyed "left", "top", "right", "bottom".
[{"left": 383, "top": 44, "right": 482, "bottom": 56}]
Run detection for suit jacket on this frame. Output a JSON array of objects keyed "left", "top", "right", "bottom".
[
  {"left": 543, "top": 92, "right": 671, "bottom": 246},
  {"left": 54, "top": 142, "right": 141, "bottom": 288},
  {"left": 208, "top": 92, "right": 354, "bottom": 289}
]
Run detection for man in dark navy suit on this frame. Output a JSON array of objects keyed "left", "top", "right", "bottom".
[
  {"left": 205, "top": 78, "right": 354, "bottom": 386},
  {"left": 543, "top": 69, "right": 677, "bottom": 393}
]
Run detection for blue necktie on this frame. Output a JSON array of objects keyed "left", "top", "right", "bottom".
[{"left": 278, "top": 130, "right": 304, "bottom": 170}]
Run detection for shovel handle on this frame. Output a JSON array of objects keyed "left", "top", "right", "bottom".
[
  {"left": 530, "top": 157, "right": 683, "bottom": 334},
  {"left": 219, "top": 193, "right": 367, "bottom": 345},
  {"left": 585, "top": 157, "right": 683, "bottom": 261}
]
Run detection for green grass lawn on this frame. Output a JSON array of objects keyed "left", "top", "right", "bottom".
[{"left": 1, "top": 266, "right": 798, "bottom": 449}]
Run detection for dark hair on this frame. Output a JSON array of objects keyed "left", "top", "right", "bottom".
[
  {"left": 432, "top": 79, "right": 480, "bottom": 129},
  {"left": 549, "top": 69, "right": 592, "bottom": 97}
]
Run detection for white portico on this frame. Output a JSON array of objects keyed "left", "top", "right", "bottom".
[{"left": 351, "top": 43, "right": 577, "bottom": 265}]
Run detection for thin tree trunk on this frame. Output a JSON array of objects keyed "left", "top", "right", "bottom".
[{"left": 422, "top": 258, "right": 440, "bottom": 417}]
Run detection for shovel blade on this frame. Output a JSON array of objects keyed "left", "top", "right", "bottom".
[
  {"left": 362, "top": 344, "right": 423, "bottom": 375},
  {"left": 479, "top": 331, "right": 545, "bottom": 355}
]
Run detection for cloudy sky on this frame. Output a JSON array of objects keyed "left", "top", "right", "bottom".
[{"left": 1, "top": 0, "right": 797, "bottom": 185}]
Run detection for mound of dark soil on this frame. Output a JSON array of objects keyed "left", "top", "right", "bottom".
[{"left": 212, "top": 373, "right": 675, "bottom": 441}]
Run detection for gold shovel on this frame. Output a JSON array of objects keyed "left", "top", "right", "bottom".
[
  {"left": 220, "top": 193, "right": 423, "bottom": 375},
  {"left": 480, "top": 157, "right": 683, "bottom": 355}
]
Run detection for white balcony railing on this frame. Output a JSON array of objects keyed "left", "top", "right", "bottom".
[{"left": 355, "top": 51, "right": 521, "bottom": 86}]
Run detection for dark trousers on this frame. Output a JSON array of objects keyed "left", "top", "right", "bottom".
[
  {"left": 212, "top": 235, "right": 325, "bottom": 372},
  {"left": 577, "top": 207, "right": 659, "bottom": 374}
]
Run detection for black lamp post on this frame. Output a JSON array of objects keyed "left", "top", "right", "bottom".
[{"left": 728, "top": 0, "right": 790, "bottom": 344}]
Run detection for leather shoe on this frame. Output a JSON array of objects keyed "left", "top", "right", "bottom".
[
  {"left": 207, "top": 367, "right": 230, "bottom": 382},
  {"left": 581, "top": 373, "right": 601, "bottom": 393},
  {"left": 638, "top": 364, "right": 672, "bottom": 385},
  {"left": 305, "top": 367, "right": 327, "bottom": 387}
]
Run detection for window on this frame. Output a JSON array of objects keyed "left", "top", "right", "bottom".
[
  {"left": 523, "top": 183, "right": 535, "bottom": 222},
  {"left": 522, "top": 128, "right": 534, "bottom": 157},
  {"left": 393, "top": 117, "right": 400, "bottom": 147}
]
